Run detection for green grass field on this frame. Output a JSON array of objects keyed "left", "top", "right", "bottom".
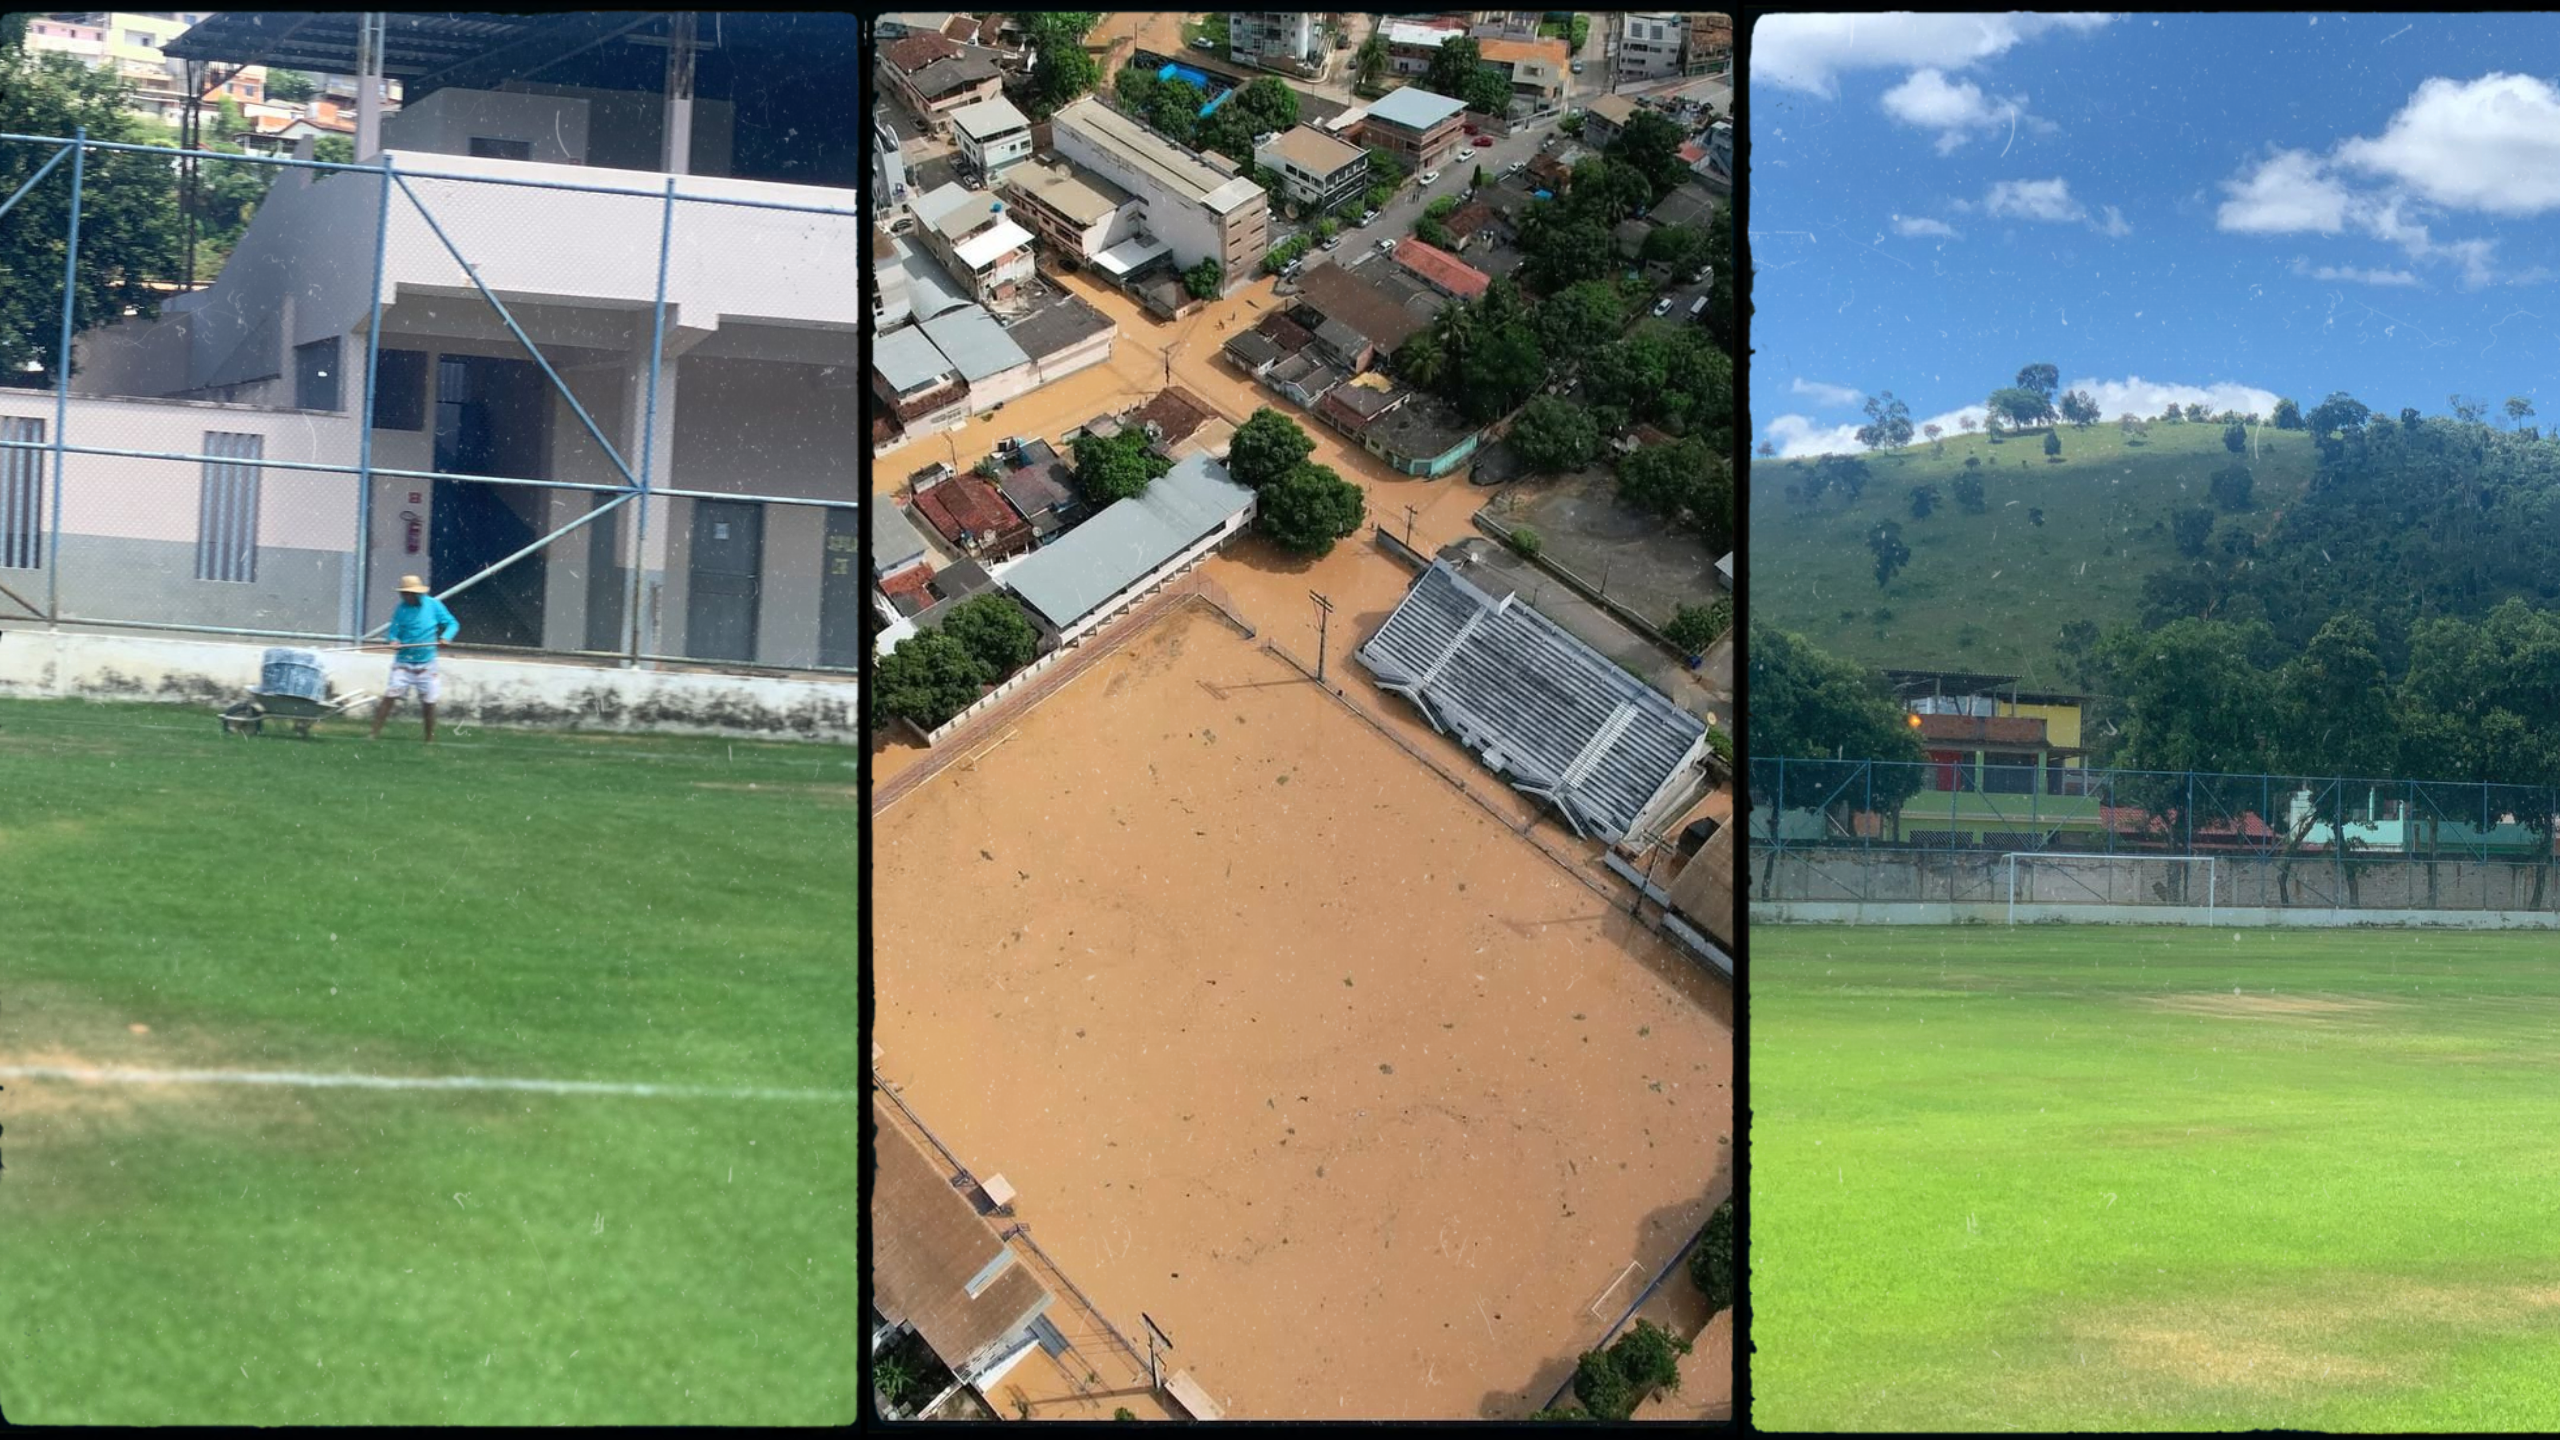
[
  {"left": 0, "top": 699, "right": 857, "bottom": 1424},
  {"left": 1749, "top": 423, "right": 2319, "bottom": 682},
  {"left": 1753, "top": 924, "right": 2560, "bottom": 1431}
]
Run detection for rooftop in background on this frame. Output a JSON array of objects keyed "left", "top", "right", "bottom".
[
  {"left": 874, "top": 501, "right": 933, "bottom": 577},
  {"left": 916, "top": 306, "right": 1032, "bottom": 383},
  {"left": 1393, "top": 239, "right": 1489, "bottom": 300},
  {"left": 913, "top": 182, "right": 1006, "bottom": 239},
  {"left": 1003, "top": 454, "right": 1256, "bottom": 632},
  {"left": 870, "top": 1095, "right": 1056, "bottom": 1379},
  {"left": 1364, "top": 85, "right": 1467, "bottom": 132},
  {"left": 1367, "top": 394, "right": 1478, "bottom": 460},
  {"left": 1476, "top": 36, "right": 1569, "bottom": 68},
  {"left": 1261, "top": 124, "right": 1365, "bottom": 176},
  {"left": 875, "top": 326, "right": 961, "bottom": 393},
  {"left": 1129, "top": 387, "right": 1217, "bottom": 448},
  {"left": 1053, "top": 96, "right": 1266, "bottom": 214},
  {"left": 1292, "top": 264, "right": 1429, "bottom": 352},
  {"left": 1359, "top": 558, "right": 1708, "bottom": 844},
  {"left": 1002, "top": 157, "right": 1135, "bottom": 226},
  {"left": 948, "top": 95, "right": 1031, "bottom": 141},
  {"left": 1002, "top": 291, "right": 1116, "bottom": 360},
  {"left": 883, "top": 31, "right": 965, "bottom": 74}
]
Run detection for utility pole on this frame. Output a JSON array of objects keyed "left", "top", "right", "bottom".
[
  {"left": 1142, "top": 1312, "right": 1175, "bottom": 1391},
  {"left": 1403, "top": 504, "right": 1418, "bottom": 547},
  {"left": 1309, "top": 589, "right": 1334, "bottom": 684}
]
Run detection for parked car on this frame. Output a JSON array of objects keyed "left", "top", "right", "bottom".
[
  {"left": 1322, "top": 233, "right": 1342, "bottom": 250},
  {"left": 1379, "top": 237, "right": 1399, "bottom": 253},
  {"left": 1473, "top": 135, "right": 1493, "bottom": 147},
  {"left": 1651, "top": 296, "right": 1674, "bottom": 317},
  {"left": 1360, "top": 208, "right": 1378, "bottom": 225},
  {"left": 1570, "top": 60, "right": 1585, "bottom": 74},
  {"left": 1418, "top": 169, "right": 1442, "bottom": 186},
  {"left": 1689, "top": 295, "right": 1709, "bottom": 319},
  {"left": 1192, "top": 36, "right": 1214, "bottom": 51}
]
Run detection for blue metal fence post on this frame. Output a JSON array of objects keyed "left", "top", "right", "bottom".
[
  {"left": 352, "top": 152, "right": 395, "bottom": 640},
  {"left": 45, "top": 127, "right": 85, "bottom": 623},
  {"left": 625, "top": 177, "right": 678, "bottom": 666}
]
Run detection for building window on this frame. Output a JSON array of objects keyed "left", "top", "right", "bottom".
[
  {"left": 370, "top": 348, "right": 429, "bottom": 430},
  {"left": 197, "top": 432, "right": 262, "bottom": 584},
  {"left": 294, "top": 336, "right": 341, "bottom": 411},
  {"left": 1984, "top": 751, "right": 2040, "bottom": 795},
  {"left": 1, "top": 416, "right": 43, "bottom": 571},
  {"left": 125, "top": 31, "right": 154, "bottom": 48},
  {"left": 468, "top": 137, "right": 533, "bottom": 161}
]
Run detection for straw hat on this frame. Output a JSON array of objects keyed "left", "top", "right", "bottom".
[{"left": 399, "top": 575, "right": 429, "bottom": 594}]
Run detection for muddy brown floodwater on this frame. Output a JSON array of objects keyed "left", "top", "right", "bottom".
[{"left": 875, "top": 605, "right": 1731, "bottom": 1420}]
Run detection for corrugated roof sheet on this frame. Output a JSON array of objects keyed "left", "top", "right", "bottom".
[
  {"left": 1358, "top": 559, "right": 1706, "bottom": 843},
  {"left": 1365, "top": 85, "right": 1466, "bottom": 132},
  {"left": 874, "top": 325, "right": 957, "bottom": 394},
  {"left": 1003, "top": 454, "right": 1254, "bottom": 630},
  {"left": 871, "top": 1095, "right": 1055, "bottom": 1373},
  {"left": 873, "top": 500, "right": 932, "bottom": 575},
  {"left": 917, "top": 306, "right": 1032, "bottom": 383}
]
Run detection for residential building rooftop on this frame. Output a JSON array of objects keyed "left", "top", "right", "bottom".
[
  {"left": 1003, "top": 454, "right": 1257, "bottom": 631},
  {"left": 871, "top": 1097, "right": 1056, "bottom": 1378},
  {"left": 1477, "top": 35, "right": 1569, "bottom": 68},
  {"left": 875, "top": 325, "right": 960, "bottom": 394},
  {"left": 874, "top": 500, "right": 933, "bottom": 577},
  {"left": 1054, "top": 96, "right": 1267, "bottom": 214},
  {"left": 1004, "top": 291, "right": 1116, "bottom": 360},
  {"left": 1002, "top": 157, "right": 1135, "bottom": 225},
  {"left": 1293, "top": 263, "right": 1428, "bottom": 352},
  {"left": 1394, "top": 239, "right": 1490, "bottom": 299},
  {"left": 884, "top": 32, "right": 964, "bottom": 74},
  {"left": 948, "top": 95, "right": 1031, "bottom": 141},
  {"left": 914, "top": 474, "right": 1027, "bottom": 549},
  {"left": 914, "top": 182, "right": 1006, "bottom": 239},
  {"left": 953, "top": 218, "right": 1036, "bottom": 269},
  {"left": 1130, "top": 387, "right": 1216, "bottom": 448},
  {"left": 916, "top": 306, "right": 1032, "bottom": 383},
  {"left": 1365, "top": 85, "right": 1466, "bottom": 132},
  {"left": 1260, "top": 124, "right": 1365, "bottom": 176}
]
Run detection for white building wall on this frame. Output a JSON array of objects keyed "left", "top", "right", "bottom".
[
  {"left": 1049, "top": 123, "right": 1225, "bottom": 278},
  {"left": 381, "top": 88, "right": 593, "bottom": 166}
]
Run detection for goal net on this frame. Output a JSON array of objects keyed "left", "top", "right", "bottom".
[{"left": 2002, "top": 852, "right": 2223, "bottom": 924}]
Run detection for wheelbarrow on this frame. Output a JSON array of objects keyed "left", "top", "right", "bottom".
[{"left": 219, "top": 647, "right": 371, "bottom": 739}]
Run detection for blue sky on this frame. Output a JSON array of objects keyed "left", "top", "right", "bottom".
[{"left": 1750, "top": 13, "right": 2560, "bottom": 454}]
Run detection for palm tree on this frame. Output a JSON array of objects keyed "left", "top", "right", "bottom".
[
  {"left": 875, "top": 1356, "right": 920, "bottom": 1412},
  {"left": 1353, "top": 32, "right": 1388, "bottom": 91}
]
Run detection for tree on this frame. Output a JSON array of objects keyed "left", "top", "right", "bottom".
[
  {"left": 1619, "top": 438, "right": 1730, "bottom": 548},
  {"left": 1867, "top": 520, "right": 1911, "bottom": 587},
  {"left": 1352, "top": 32, "right": 1388, "bottom": 91},
  {"left": 2209, "top": 464, "right": 2254, "bottom": 512},
  {"left": 1923, "top": 422, "right": 1944, "bottom": 454},
  {"left": 1748, "top": 624, "right": 1927, "bottom": 830},
  {"left": 264, "top": 68, "right": 318, "bottom": 103},
  {"left": 1951, "top": 472, "right": 1985, "bottom": 514},
  {"left": 1259, "top": 462, "right": 1366, "bottom": 555},
  {"left": 2058, "top": 389, "right": 2100, "bottom": 427},
  {"left": 2308, "top": 391, "right": 2370, "bottom": 438},
  {"left": 1639, "top": 221, "right": 1711, "bottom": 278},
  {"left": 2042, "top": 429, "right": 2062, "bottom": 460},
  {"left": 1182, "top": 258, "right": 1222, "bottom": 300},
  {"left": 1073, "top": 428, "right": 1170, "bottom": 503},
  {"left": 2507, "top": 396, "right": 2537, "bottom": 430},
  {"left": 2015, "top": 361, "right": 2060, "bottom": 400},
  {"left": 1510, "top": 394, "right": 1600, "bottom": 473},
  {"left": 1608, "top": 109, "right": 1689, "bottom": 201},
  {"left": 1421, "top": 37, "right": 1486, "bottom": 104},
  {"left": 874, "top": 630, "right": 995, "bottom": 732},
  {"left": 1458, "top": 319, "right": 1547, "bottom": 421},
  {"left": 1907, "top": 483, "right": 1939, "bottom": 519},
  {"left": 2080, "top": 617, "right": 2278, "bottom": 844},
  {"left": 939, "top": 593, "right": 1040, "bottom": 678},
  {"left": 1693, "top": 1198, "right": 1734, "bottom": 1308},
  {"left": 2172, "top": 506, "right": 2214, "bottom": 558},
  {"left": 0, "top": 54, "right": 193, "bottom": 380},
  {"left": 1665, "top": 604, "right": 1725, "bottom": 656},
  {"left": 1227, "top": 407, "right": 1315, "bottom": 489},
  {"left": 2183, "top": 402, "right": 2210, "bottom": 424},
  {"left": 1506, "top": 524, "right": 1542, "bottom": 558},
  {"left": 1535, "top": 279, "right": 1626, "bottom": 362},
  {"left": 1607, "top": 1319, "right": 1692, "bottom": 1405},
  {"left": 2223, "top": 420, "right": 2248, "bottom": 454},
  {"left": 1987, "top": 385, "right": 2055, "bottom": 430},
  {"left": 1021, "top": 13, "right": 1104, "bottom": 118},
  {"left": 1570, "top": 1350, "right": 1634, "bottom": 1422},
  {"left": 1414, "top": 213, "right": 1454, "bottom": 249},
  {"left": 2450, "top": 393, "right": 2486, "bottom": 426},
  {"left": 1958, "top": 414, "right": 1977, "bottom": 433},
  {"left": 1855, "top": 391, "right": 1913, "bottom": 452},
  {"left": 2273, "top": 396, "right": 2304, "bottom": 430}
]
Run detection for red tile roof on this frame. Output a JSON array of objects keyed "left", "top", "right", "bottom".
[
  {"left": 912, "top": 475, "right": 1028, "bottom": 549},
  {"left": 880, "top": 564, "right": 937, "bottom": 601},
  {"left": 886, "top": 33, "right": 964, "bottom": 74},
  {"left": 1130, "top": 387, "right": 1215, "bottom": 447},
  {"left": 1393, "top": 239, "right": 1489, "bottom": 300}
]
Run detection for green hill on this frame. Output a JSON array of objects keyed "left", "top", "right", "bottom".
[{"left": 1749, "top": 421, "right": 2318, "bottom": 685}]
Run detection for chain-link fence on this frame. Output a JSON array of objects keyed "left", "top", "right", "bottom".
[
  {"left": 0, "top": 131, "right": 860, "bottom": 671},
  {"left": 1747, "top": 757, "right": 2560, "bottom": 863}
]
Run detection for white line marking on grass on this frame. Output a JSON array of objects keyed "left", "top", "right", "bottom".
[{"left": 0, "top": 1064, "right": 857, "bottom": 1103}]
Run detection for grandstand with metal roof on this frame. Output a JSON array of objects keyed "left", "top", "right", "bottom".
[{"left": 1357, "top": 559, "right": 1708, "bottom": 844}]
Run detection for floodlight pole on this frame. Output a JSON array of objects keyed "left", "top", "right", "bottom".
[{"left": 1309, "top": 589, "right": 1333, "bottom": 684}]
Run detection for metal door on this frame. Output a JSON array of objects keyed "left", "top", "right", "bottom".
[
  {"left": 686, "top": 499, "right": 762, "bottom": 662},
  {"left": 817, "top": 505, "right": 861, "bottom": 669}
]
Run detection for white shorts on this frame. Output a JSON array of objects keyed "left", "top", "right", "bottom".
[{"left": 385, "top": 662, "right": 442, "bottom": 704}]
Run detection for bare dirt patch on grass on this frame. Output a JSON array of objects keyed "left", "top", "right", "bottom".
[{"left": 2141, "top": 993, "right": 2398, "bottom": 1021}]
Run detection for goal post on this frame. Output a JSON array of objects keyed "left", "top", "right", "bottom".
[{"left": 2003, "top": 852, "right": 2220, "bottom": 925}]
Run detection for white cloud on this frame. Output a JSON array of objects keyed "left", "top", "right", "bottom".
[
  {"left": 1763, "top": 378, "right": 2282, "bottom": 457},
  {"left": 1753, "top": 13, "right": 2115, "bottom": 95},
  {"left": 1986, "top": 177, "right": 2085, "bottom": 223},
  {"left": 2096, "top": 205, "right": 2131, "bottom": 238},
  {"left": 2296, "top": 259, "right": 2422, "bottom": 287},
  {"left": 2337, "top": 73, "right": 2560, "bottom": 217},
  {"left": 2217, "top": 150, "right": 2354, "bottom": 234},
  {"left": 1891, "top": 213, "right": 1961, "bottom": 238},
  {"left": 1880, "top": 68, "right": 2021, "bottom": 153},
  {"left": 1792, "top": 379, "right": 1866, "bottom": 407}
]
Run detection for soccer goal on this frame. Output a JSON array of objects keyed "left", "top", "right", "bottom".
[{"left": 2002, "top": 852, "right": 2223, "bottom": 924}]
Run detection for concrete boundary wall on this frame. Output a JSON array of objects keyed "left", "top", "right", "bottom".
[
  {"left": 1754, "top": 901, "right": 2560, "bottom": 931},
  {"left": 0, "top": 627, "right": 855, "bottom": 741}
]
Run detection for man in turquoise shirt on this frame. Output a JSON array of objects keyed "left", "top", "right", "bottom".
[{"left": 371, "top": 574, "right": 459, "bottom": 743}]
